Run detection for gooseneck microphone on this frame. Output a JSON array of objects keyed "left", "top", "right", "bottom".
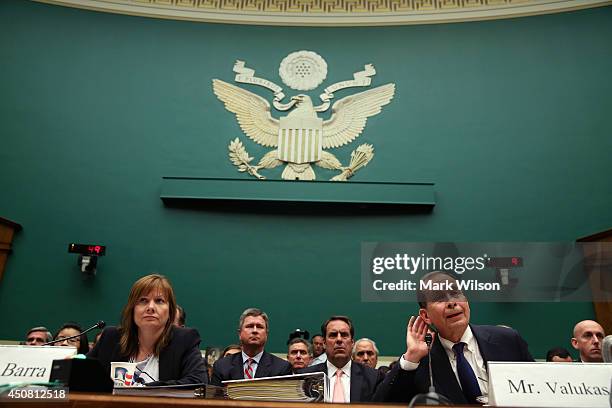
[
  {"left": 425, "top": 333, "right": 435, "bottom": 393},
  {"left": 408, "top": 331, "right": 452, "bottom": 407},
  {"left": 43, "top": 321, "right": 106, "bottom": 346}
]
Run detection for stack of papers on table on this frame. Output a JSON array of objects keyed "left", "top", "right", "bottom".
[{"left": 223, "top": 372, "right": 325, "bottom": 402}]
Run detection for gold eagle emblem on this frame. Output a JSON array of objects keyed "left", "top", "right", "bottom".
[{"left": 212, "top": 51, "right": 395, "bottom": 181}]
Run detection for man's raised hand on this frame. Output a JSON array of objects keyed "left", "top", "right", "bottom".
[{"left": 404, "top": 315, "right": 434, "bottom": 363}]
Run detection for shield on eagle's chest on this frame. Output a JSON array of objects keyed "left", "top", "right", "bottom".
[{"left": 277, "top": 116, "right": 323, "bottom": 164}]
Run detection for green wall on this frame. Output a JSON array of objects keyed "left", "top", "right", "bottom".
[{"left": 1, "top": 0, "right": 611, "bottom": 360}]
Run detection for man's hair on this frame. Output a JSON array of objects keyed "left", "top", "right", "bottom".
[
  {"left": 177, "top": 305, "right": 186, "bottom": 326},
  {"left": 26, "top": 326, "right": 52, "bottom": 343},
  {"left": 416, "top": 271, "right": 463, "bottom": 308},
  {"left": 352, "top": 338, "right": 379, "bottom": 356},
  {"left": 238, "top": 308, "right": 269, "bottom": 332},
  {"left": 546, "top": 347, "right": 572, "bottom": 362},
  {"left": 119, "top": 274, "right": 177, "bottom": 358},
  {"left": 321, "top": 316, "right": 355, "bottom": 339},
  {"left": 288, "top": 338, "right": 313, "bottom": 355}
]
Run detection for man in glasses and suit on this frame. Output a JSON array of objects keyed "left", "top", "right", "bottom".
[{"left": 374, "top": 271, "right": 534, "bottom": 405}]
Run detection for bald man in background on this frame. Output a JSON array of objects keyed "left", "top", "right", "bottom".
[{"left": 571, "top": 320, "right": 605, "bottom": 362}]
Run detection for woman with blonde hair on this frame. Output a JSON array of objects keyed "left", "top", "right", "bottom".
[{"left": 88, "top": 274, "right": 207, "bottom": 385}]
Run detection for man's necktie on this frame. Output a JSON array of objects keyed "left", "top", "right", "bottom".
[
  {"left": 244, "top": 358, "right": 254, "bottom": 379},
  {"left": 332, "top": 369, "right": 345, "bottom": 403},
  {"left": 452, "top": 342, "right": 482, "bottom": 404}
]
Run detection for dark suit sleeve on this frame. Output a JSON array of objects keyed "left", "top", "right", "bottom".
[
  {"left": 356, "top": 362, "right": 385, "bottom": 402},
  {"left": 513, "top": 329, "right": 535, "bottom": 362},
  {"left": 211, "top": 357, "right": 228, "bottom": 386},
  {"left": 375, "top": 366, "right": 386, "bottom": 390},
  {"left": 168, "top": 328, "right": 208, "bottom": 385},
  {"left": 178, "top": 331, "right": 208, "bottom": 385},
  {"left": 86, "top": 326, "right": 114, "bottom": 360},
  {"left": 86, "top": 327, "right": 123, "bottom": 377},
  {"left": 372, "top": 358, "right": 419, "bottom": 403},
  {"left": 86, "top": 336, "right": 101, "bottom": 359},
  {"left": 279, "top": 359, "right": 292, "bottom": 376}
]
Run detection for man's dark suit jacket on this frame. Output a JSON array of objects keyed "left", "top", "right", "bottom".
[
  {"left": 87, "top": 326, "right": 208, "bottom": 385},
  {"left": 298, "top": 360, "right": 384, "bottom": 402},
  {"left": 373, "top": 324, "right": 534, "bottom": 404},
  {"left": 210, "top": 351, "right": 292, "bottom": 386}
]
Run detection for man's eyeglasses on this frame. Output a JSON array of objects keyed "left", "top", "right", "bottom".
[{"left": 26, "top": 337, "right": 46, "bottom": 344}]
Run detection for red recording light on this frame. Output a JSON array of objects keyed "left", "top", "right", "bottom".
[{"left": 68, "top": 243, "right": 106, "bottom": 256}]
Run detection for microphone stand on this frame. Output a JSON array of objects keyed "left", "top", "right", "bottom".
[
  {"left": 408, "top": 333, "right": 452, "bottom": 407},
  {"left": 43, "top": 321, "right": 106, "bottom": 346}
]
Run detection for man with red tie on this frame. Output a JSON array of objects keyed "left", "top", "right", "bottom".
[{"left": 210, "top": 308, "right": 291, "bottom": 386}]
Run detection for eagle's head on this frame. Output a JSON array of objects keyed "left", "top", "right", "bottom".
[{"left": 291, "top": 94, "right": 313, "bottom": 108}]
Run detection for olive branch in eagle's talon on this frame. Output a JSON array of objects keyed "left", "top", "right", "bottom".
[{"left": 228, "top": 138, "right": 266, "bottom": 180}]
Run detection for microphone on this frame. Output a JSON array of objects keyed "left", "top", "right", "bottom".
[
  {"left": 603, "top": 335, "right": 612, "bottom": 362},
  {"left": 135, "top": 367, "right": 156, "bottom": 385},
  {"left": 425, "top": 333, "right": 435, "bottom": 393},
  {"left": 43, "top": 321, "right": 105, "bottom": 346},
  {"left": 408, "top": 330, "right": 451, "bottom": 407}
]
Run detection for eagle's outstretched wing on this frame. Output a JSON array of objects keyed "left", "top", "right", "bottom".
[
  {"left": 322, "top": 83, "right": 395, "bottom": 149},
  {"left": 212, "top": 79, "right": 279, "bottom": 147}
]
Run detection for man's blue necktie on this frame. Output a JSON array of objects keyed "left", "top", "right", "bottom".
[{"left": 452, "top": 342, "right": 482, "bottom": 404}]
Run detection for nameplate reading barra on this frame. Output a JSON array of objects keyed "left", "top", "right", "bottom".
[
  {"left": 0, "top": 345, "right": 76, "bottom": 384},
  {"left": 488, "top": 362, "right": 612, "bottom": 407}
]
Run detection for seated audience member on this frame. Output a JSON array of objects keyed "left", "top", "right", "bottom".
[
  {"left": 353, "top": 338, "right": 379, "bottom": 369},
  {"left": 287, "top": 338, "right": 312, "bottom": 371},
  {"left": 24, "top": 326, "right": 52, "bottom": 345},
  {"left": 545, "top": 347, "right": 573, "bottom": 362},
  {"left": 54, "top": 322, "right": 90, "bottom": 354},
  {"left": 374, "top": 271, "right": 533, "bottom": 405},
  {"left": 222, "top": 344, "right": 241, "bottom": 357},
  {"left": 211, "top": 308, "right": 291, "bottom": 386},
  {"left": 298, "top": 316, "right": 383, "bottom": 402},
  {"left": 87, "top": 274, "right": 207, "bottom": 385},
  {"left": 571, "top": 319, "right": 605, "bottom": 362},
  {"left": 309, "top": 334, "right": 327, "bottom": 365},
  {"left": 174, "top": 305, "right": 186, "bottom": 327}
]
